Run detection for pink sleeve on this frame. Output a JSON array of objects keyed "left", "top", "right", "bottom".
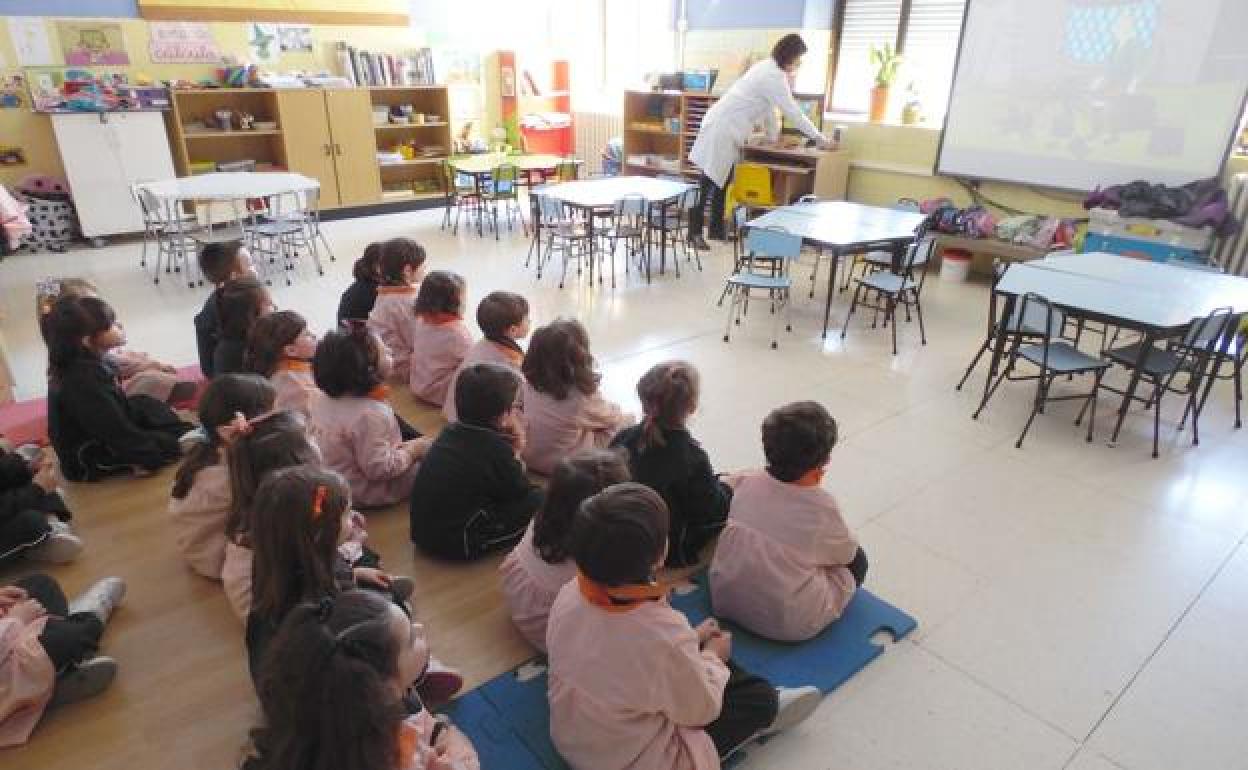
[
  {"left": 577, "top": 391, "right": 629, "bottom": 432},
  {"left": 652, "top": 623, "right": 730, "bottom": 727},
  {"left": 352, "top": 408, "right": 414, "bottom": 481},
  {"left": 817, "top": 498, "right": 859, "bottom": 566}
]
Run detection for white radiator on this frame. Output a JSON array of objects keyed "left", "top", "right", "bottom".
[
  {"left": 1211, "top": 172, "right": 1248, "bottom": 277},
  {"left": 574, "top": 111, "right": 622, "bottom": 175}
]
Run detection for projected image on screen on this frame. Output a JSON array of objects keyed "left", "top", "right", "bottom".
[{"left": 937, "top": 0, "right": 1248, "bottom": 191}]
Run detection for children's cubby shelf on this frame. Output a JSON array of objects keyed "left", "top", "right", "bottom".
[
  {"left": 168, "top": 86, "right": 452, "bottom": 210},
  {"left": 622, "top": 90, "right": 717, "bottom": 179}
]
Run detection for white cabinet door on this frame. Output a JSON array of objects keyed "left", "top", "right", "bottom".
[{"left": 50, "top": 112, "right": 176, "bottom": 237}]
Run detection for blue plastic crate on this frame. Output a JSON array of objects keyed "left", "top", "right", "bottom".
[{"left": 1083, "top": 232, "right": 1205, "bottom": 263}]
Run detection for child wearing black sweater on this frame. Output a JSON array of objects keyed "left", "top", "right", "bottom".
[
  {"left": 336, "top": 242, "right": 382, "bottom": 324},
  {"left": 195, "top": 241, "right": 254, "bottom": 378},
  {"left": 409, "top": 363, "right": 542, "bottom": 560},
  {"left": 610, "top": 360, "right": 730, "bottom": 566},
  {"left": 0, "top": 445, "right": 81, "bottom": 565}
]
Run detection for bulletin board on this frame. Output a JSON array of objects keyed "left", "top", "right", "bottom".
[{"left": 137, "top": 0, "right": 410, "bottom": 26}]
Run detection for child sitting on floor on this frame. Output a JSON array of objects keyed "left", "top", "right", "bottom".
[
  {"left": 611, "top": 361, "right": 731, "bottom": 567},
  {"left": 546, "top": 483, "right": 821, "bottom": 769},
  {"left": 44, "top": 295, "right": 191, "bottom": 481},
  {"left": 37, "top": 278, "right": 197, "bottom": 405},
  {"left": 168, "top": 374, "right": 275, "bottom": 580},
  {"left": 308, "top": 327, "right": 429, "bottom": 508},
  {"left": 709, "top": 401, "right": 867, "bottom": 642},
  {"left": 213, "top": 277, "right": 274, "bottom": 376},
  {"left": 499, "top": 448, "right": 629, "bottom": 652},
  {"left": 521, "top": 319, "right": 633, "bottom": 475},
  {"left": 195, "top": 241, "right": 255, "bottom": 378},
  {"left": 367, "top": 238, "right": 427, "bottom": 378},
  {"left": 0, "top": 445, "right": 80, "bottom": 566},
  {"left": 247, "top": 590, "right": 479, "bottom": 770},
  {"left": 444, "top": 290, "right": 530, "bottom": 423},
  {"left": 0, "top": 574, "right": 125, "bottom": 747},
  {"left": 409, "top": 363, "right": 542, "bottom": 561},
  {"left": 244, "top": 310, "right": 319, "bottom": 417},
  {"left": 408, "top": 270, "right": 473, "bottom": 407},
  {"left": 337, "top": 241, "right": 383, "bottom": 325}
]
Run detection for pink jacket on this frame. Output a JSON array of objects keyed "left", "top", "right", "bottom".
[
  {"left": 520, "top": 385, "right": 632, "bottom": 476},
  {"left": 112, "top": 349, "right": 179, "bottom": 403},
  {"left": 444, "top": 339, "right": 524, "bottom": 422},
  {"left": 0, "top": 186, "right": 31, "bottom": 252},
  {"left": 0, "top": 614, "right": 54, "bottom": 747},
  {"left": 408, "top": 318, "right": 473, "bottom": 407},
  {"left": 547, "top": 581, "right": 727, "bottom": 770},
  {"left": 167, "top": 462, "right": 231, "bottom": 579},
  {"left": 221, "top": 540, "right": 253, "bottom": 620},
  {"left": 271, "top": 363, "right": 320, "bottom": 418},
  {"left": 398, "top": 710, "right": 480, "bottom": 770},
  {"left": 368, "top": 287, "right": 419, "bottom": 378},
  {"left": 308, "top": 394, "right": 419, "bottom": 507},
  {"left": 498, "top": 523, "right": 575, "bottom": 652},
  {"left": 709, "top": 470, "right": 859, "bottom": 641}
]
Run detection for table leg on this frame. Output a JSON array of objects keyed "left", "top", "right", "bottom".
[
  {"left": 974, "top": 293, "right": 1017, "bottom": 417},
  {"left": 1109, "top": 328, "right": 1156, "bottom": 447},
  {"left": 586, "top": 206, "right": 596, "bottom": 286},
  {"left": 821, "top": 247, "right": 841, "bottom": 338},
  {"left": 644, "top": 203, "right": 653, "bottom": 284},
  {"left": 659, "top": 202, "right": 669, "bottom": 276}
]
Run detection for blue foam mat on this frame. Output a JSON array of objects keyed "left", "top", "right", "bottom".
[{"left": 442, "top": 578, "right": 917, "bottom": 770}]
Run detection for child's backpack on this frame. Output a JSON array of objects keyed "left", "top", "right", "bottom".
[{"left": 17, "top": 176, "right": 77, "bottom": 253}]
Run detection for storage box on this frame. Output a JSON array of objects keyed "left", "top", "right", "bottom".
[{"left": 1083, "top": 232, "right": 1205, "bottom": 263}]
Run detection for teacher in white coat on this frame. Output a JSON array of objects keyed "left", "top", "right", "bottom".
[{"left": 688, "top": 33, "right": 831, "bottom": 248}]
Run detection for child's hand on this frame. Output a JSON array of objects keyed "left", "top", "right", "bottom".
[
  {"left": 703, "top": 629, "right": 732, "bottom": 662},
  {"left": 9, "top": 599, "right": 46, "bottom": 624},
  {"left": 32, "top": 462, "right": 60, "bottom": 493},
  {"left": 431, "top": 725, "right": 479, "bottom": 770},
  {"left": 719, "top": 471, "right": 747, "bottom": 490},
  {"left": 353, "top": 567, "right": 391, "bottom": 589},
  {"left": 349, "top": 511, "right": 369, "bottom": 542},
  {"left": 403, "top": 437, "right": 432, "bottom": 461},
  {"left": 0, "top": 586, "right": 27, "bottom": 610},
  {"left": 694, "top": 618, "right": 720, "bottom": 645}
]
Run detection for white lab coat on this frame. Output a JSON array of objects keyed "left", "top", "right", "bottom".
[{"left": 689, "top": 58, "right": 827, "bottom": 188}]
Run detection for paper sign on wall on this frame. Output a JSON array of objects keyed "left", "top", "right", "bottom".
[
  {"left": 149, "top": 21, "right": 222, "bottom": 63},
  {"left": 278, "top": 25, "right": 313, "bottom": 53},
  {"left": 8, "top": 18, "right": 57, "bottom": 67},
  {"left": 57, "top": 21, "right": 131, "bottom": 66},
  {"left": 247, "top": 23, "right": 280, "bottom": 64}
]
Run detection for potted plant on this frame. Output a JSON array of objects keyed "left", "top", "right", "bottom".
[{"left": 869, "top": 43, "right": 902, "bottom": 123}]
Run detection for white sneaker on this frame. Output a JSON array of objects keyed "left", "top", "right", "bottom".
[
  {"left": 761, "top": 686, "right": 822, "bottom": 738},
  {"left": 69, "top": 577, "right": 127, "bottom": 624},
  {"left": 27, "top": 521, "right": 84, "bottom": 565},
  {"left": 49, "top": 656, "right": 117, "bottom": 707}
]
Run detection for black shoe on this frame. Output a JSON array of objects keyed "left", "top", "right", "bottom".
[
  {"left": 689, "top": 235, "right": 710, "bottom": 251},
  {"left": 708, "top": 231, "right": 727, "bottom": 242}
]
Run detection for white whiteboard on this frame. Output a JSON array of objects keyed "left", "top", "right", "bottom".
[{"left": 936, "top": 0, "right": 1248, "bottom": 191}]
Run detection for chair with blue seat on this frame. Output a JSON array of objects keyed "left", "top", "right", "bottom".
[
  {"left": 840, "top": 233, "right": 935, "bottom": 354},
  {"left": 602, "top": 193, "right": 647, "bottom": 288},
  {"left": 535, "top": 193, "right": 592, "bottom": 288},
  {"left": 483, "top": 162, "right": 523, "bottom": 239},
  {"left": 722, "top": 226, "right": 803, "bottom": 349},
  {"left": 441, "top": 159, "right": 482, "bottom": 234}
]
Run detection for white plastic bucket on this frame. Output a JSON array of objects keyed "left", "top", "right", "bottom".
[{"left": 940, "top": 248, "right": 972, "bottom": 282}]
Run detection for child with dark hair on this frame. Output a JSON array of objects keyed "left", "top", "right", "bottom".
[
  {"left": 367, "top": 237, "right": 427, "bottom": 378},
  {"left": 499, "top": 448, "right": 628, "bottom": 651},
  {"left": 547, "top": 483, "right": 820, "bottom": 768},
  {"left": 521, "top": 319, "right": 632, "bottom": 475},
  {"left": 195, "top": 241, "right": 255, "bottom": 378},
  {"left": 248, "top": 591, "right": 479, "bottom": 770},
  {"left": 409, "top": 363, "right": 542, "bottom": 560},
  {"left": 45, "top": 295, "right": 190, "bottom": 481},
  {"left": 213, "top": 278, "right": 274, "bottom": 376},
  {"left": 168, "top": 374, "right": 276, "bottom": 579},
  {"left": 611, "top": 361, "right": 730, "bottom": 566},
  {"left": 0, "top": 573, "right": 126, "bottom": 747},
  {"left": 336, "top": 241, "right": 383, "bottom": 325},
  {"left": 407, "top": 270, "right": 473, "bottom": 407},
  {"left": 0, "top": 445, "right": 80, "bottom": 566},
  {"left": 444, "top": 290, "right": 530, "bottom": 423},
  {"left": 710, "top": 401, "right": 866, "bottom": 642},
  {"left": 308, "top": 329, "right": 428, "bottom": 508},
  {"left": 244, "top": 310, "right": 319, "bottom": 416}
]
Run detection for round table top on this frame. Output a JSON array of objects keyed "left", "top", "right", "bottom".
[
  {"left": 136, "top": 172, "right": 319, "bottom": 201},
  {"left": 449, "top": 153, "right": 580, "bottom": 175}
]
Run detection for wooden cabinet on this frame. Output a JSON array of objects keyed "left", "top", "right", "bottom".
[
  {"left": 276, "top": 90, "right": 340, "bottom": 205},
  {"left": 324, "top": 89, "right": 382, "bottom": 206}
]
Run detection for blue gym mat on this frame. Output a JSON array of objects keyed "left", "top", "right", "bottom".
[{"left": 442, "top": 575, "right": 917, "bottom": 769}]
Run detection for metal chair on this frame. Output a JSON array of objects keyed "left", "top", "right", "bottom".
[
  {"left": 601, "top": 194, "right": 647, "bottom": 289},
  {"left": 973, "top": 292, "right": 1110, "bottom": 448},
  {"left": 722, "top": 227, "right": 802, "bottom": 349},
  {"left": 1186, "top": 313, "right": 1246, "bottom": 430},
  {"left": 130, "top": 183, "right": 196, "bottom": 286},
  {"left": 536, "top": 193, "right": 591, "bottom": 288},
  {"left": 956, "top": 260, "right": 1054, "bottom": 390},
  {"left": 840, "top": 234, "right": 935, "bottom": 354},
  {"left": 1101, "top": 306, "right": 1236, "bottom": 457},
  {"left": 246, "top": 191, "right": 325, "bottom": 286},
  {"left": 261, "top": 187, "right": 335, "bottom": 266},
  {"left": 483, "top": 163, "right": 523, "bottom": 239},
  {"left": 440, "top": 160, "right": 481, "bottom": 234}
]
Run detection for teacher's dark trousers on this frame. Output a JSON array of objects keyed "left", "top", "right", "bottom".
[{"left": 688, "top": 169, "right": 733, "bottom": 241}]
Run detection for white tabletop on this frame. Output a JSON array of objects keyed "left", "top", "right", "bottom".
[
  {"left": 996, "top": 252, "right": 1248, "bottom": 330},
  {"left": 136, "top": 172, "right": 319, "bottom": 201},
  {"left": 537, "top": 175, "right": 692, "bottom": 209},
  {"left": 450, "top": 153, "right": 578, "bottom": 174},
  {"left": 749, "top": 201, "right": 925, "bottom": 250}
]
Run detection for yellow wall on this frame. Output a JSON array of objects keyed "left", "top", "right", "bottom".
[{"left": 0, "top": 16, "right": 426, "bottom": 186}]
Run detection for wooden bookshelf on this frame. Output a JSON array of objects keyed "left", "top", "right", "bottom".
[
  {"left": 622, "top": 90, "right": 716, "bottom": 178},
  {"left": 370, "top": 86, "right": 451, "bottom": 200}
]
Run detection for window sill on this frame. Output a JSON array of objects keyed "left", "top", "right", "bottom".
[
  {"left": 825, "top": 113, "right": 943, "bottom": 132},
  {"left": 848, "top": 159, "right": 933, "bottom": 177}
]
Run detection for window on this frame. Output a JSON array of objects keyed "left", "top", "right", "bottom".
[
  {"left": 828, "top": 0, "right": 966, "bottom": 124},
  {"left": 557, "top": 0, "right": 674, "bottom": 113}
]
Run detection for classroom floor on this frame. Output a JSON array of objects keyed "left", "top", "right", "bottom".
[{"left": 1, "top": 207, "right": 1246, "bottom": 770}]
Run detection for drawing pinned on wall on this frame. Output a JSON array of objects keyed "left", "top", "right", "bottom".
[
  {"left": 248, "top": 23, "right": 280, "bottom": 64},
  {"left": 8, "top": 17, "right": 57, "bottom": 67},
  {"left": 57, "top": 21, "right": 131, "bottom": 66},
  {"left": 0, "top": 77, "right": 25, "bottom": 109},
  {"left": 278, "top": 25, "right": 314, "bottom": 53},
  {"left": 149, "top": 21, "right": 222, "bottom": 63}
]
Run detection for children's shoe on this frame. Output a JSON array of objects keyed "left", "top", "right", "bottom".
[
  {"left": 415, "top": 656, "right": 463, "bottom": 708},
  {"left": 760, "top": 686, "right": 822, "bottom": 737},
  {"left": 49, "top": 656, "right": 118, "bottom": 708},
  {"left": 27, "top": 521, "right": 84, "bottom": 564},
  {"left": 390, "top": 575, "right": 415, "bottom": 604},
  {"left": 68, "top": 577, "right": 127, "bottom": 624}
]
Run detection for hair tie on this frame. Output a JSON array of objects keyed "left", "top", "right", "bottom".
[
  {"left": 341, "top": 318, "right": 369, "bottom": 336},
  {"left": 217, "top": 410, "right": 279, "bottom": 443},
  {"left": 311, "top": 484, "right": 329, "bottom": 519}
]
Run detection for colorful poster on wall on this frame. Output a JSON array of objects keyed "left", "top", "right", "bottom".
[
  {"left": 57, "top": 21, "right": 131, "bottom": 67},
  {"left": 278, "top": 25, "right": 313, "bottom": 53},
  {"left": 149, "top": 21, "right": 222, "bottom": 63},
  {"left": 8, "top": 18, "right": 57, "bottom": 67},
  {"left": 137, "top": 0, "right": 409, "bottom": 25},
  {"left": 247, "top": 23, "right": 280, "bottom": 64},
  {"left": 0, "top": 77, "right": 25, "bottom": 109}
]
